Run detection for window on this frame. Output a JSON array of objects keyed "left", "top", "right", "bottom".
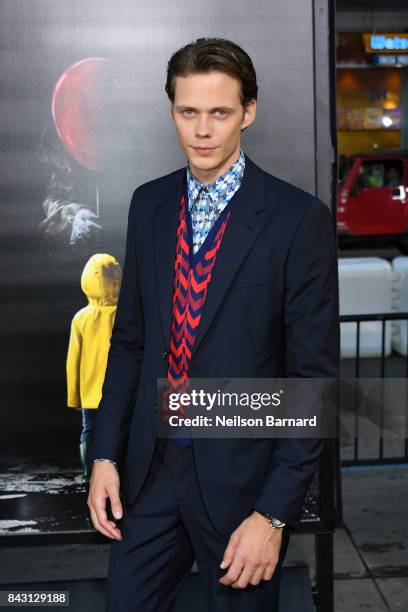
[{"left": 352, "top": 159, "right": 404, "bottom": 190}]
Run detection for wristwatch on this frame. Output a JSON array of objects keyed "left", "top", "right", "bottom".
[{"left": 255, "top": 510, "right": 286, "bottom": 528}]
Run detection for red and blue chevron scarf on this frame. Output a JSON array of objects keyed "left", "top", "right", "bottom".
[{"left": 165, "top": 180, "right": 231, "bottom": 420}]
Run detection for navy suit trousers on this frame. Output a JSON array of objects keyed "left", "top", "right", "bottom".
[{"left": 106, "top": 438, "right": 291, "bottom": 612}]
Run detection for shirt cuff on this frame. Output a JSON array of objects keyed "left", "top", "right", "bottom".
[{"left": 92, "top": 458, "right": 117, "bottom": 465}]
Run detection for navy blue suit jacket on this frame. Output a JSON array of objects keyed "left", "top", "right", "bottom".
[{"left": 90, "top": 155, "right": 340, "bottom": 536}]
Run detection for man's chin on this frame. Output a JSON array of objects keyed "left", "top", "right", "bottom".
[{"left": 188, "top": 151, "right": 224, "bottom": 172}]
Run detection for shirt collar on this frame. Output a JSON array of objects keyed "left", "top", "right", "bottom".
[{"left": 186, "top": 148, "right": 245, "bottom": 209}]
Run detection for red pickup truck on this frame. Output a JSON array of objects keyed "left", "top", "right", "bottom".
[{"left": 337, "top": 150, "right": 408, "bottom": 250}]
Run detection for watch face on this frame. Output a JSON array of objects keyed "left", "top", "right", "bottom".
[{"left": 272, "top": 518, "right": 285, "bottom": 527}]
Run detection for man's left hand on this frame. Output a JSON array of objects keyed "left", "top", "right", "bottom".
[{"left": 219, "top": 511, "right": 283, "bottom": 589}]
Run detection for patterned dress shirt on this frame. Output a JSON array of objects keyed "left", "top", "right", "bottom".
[{"left": 186, "top": 148, "right": 245, "bottom": 254}]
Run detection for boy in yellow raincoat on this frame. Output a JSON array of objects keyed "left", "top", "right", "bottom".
[{"left": 66, "top": 253, "right": 122, "bottom": 483}]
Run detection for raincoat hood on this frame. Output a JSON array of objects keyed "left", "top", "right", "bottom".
[{"left": 80, "top": 253, "right": 121, "bottom": 306}]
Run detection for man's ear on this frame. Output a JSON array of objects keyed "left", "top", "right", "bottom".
[
  {"left": 241, "top": 99, "right": 257, "bottom": 131},
  {"left": 170, "top": 103, "right": 175, "bottom": 123}
]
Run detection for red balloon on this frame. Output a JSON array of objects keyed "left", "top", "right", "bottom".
[{"left": 52, "top": 57, "right": 122, "bottom": 171}]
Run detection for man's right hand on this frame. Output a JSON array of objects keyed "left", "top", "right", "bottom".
[{"left": 87, "top": 461, "right": 123, "bottom": 540}]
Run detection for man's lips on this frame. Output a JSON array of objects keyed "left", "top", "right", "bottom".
[{"left": 192, "top": 146, "right": 217, "bottom": 154}]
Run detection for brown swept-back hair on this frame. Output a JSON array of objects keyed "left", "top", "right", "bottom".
[{"left": 165, "top": 37, "right": 258, "bottom": 108}]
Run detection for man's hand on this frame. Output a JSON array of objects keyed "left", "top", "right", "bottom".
[
  {"left": 87, "top": 461, "right": 123, "bottom": 541},
  {"left": 219, "top": 511, "right": 283, "bottom": 589}
]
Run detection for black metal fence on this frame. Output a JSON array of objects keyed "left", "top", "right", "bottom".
[{"left": 340, "top": 312, "right": 408, "bottom": 465}]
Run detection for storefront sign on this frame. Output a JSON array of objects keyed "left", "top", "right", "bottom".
[
  {"left": 363, "top": 34, "right": 408, "bottom": 54},
  {"left": 373, "top": 54, "right": 408, "bottom": 66}
]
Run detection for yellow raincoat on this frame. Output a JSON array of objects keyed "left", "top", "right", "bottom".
[{"left": 66, "top": 253, "right": 122, "bottom": 409}]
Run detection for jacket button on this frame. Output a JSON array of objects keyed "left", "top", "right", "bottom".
[{"left": 162, "top": 350, "right": 169, "bottom": 360}]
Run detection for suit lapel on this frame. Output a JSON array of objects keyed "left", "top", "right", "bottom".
[
  {"left": 152, "top": 169, "right": 185, "bottom": 355},
  {"left": 152, "top": 156, "right": 268, "bottom": 363}
]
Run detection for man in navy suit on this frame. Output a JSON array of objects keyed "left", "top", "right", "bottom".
[{"left": 88, "top": 37, "right": 339, "bottom": 611}]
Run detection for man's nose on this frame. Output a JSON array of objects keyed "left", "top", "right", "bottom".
[{"left": 195, "top": 115, "right": 212, "bottom": 138}]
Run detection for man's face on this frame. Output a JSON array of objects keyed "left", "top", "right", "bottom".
[{"left": 170, "top": 70, "right": 256, "bottom": 184}]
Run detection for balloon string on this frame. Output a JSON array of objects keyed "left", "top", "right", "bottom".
[
  {"left": 96, "top": 184, "right": 100, "bottom": 218},
  {"left": 96, "top": 183, "right": 100, "bottom": 250}
]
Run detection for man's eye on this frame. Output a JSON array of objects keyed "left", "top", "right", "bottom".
[
  {"left": 183, "top": 109, "right": 194, "bottom": 116},
  {"left": 215, "top": 110, "right": 228, "bottom": 117}
]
